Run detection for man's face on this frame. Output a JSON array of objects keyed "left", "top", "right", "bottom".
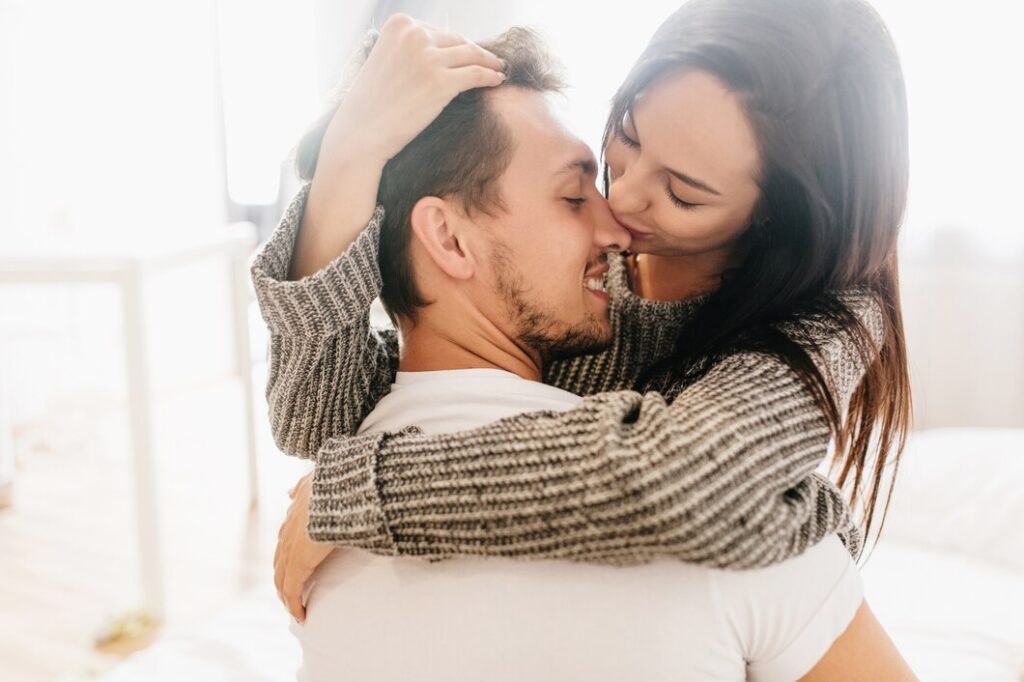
[{"left": 470, "top": 87, "right": 631, "bottom": 363}]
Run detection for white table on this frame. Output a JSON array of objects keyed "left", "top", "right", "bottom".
[{"left": 0, "top": 223, "right": 261, "bottom": 620}]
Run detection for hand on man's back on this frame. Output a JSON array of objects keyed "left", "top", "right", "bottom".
[{"left": 275, "top": 470, "right": 333, "bottom": 624}]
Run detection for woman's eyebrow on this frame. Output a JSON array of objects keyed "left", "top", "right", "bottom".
[
  {"left": 630, "top": 109, "right": 722, "bottom": 197},
  {"left": 665, "top": 166, "right": 722, "bottom": 197}
]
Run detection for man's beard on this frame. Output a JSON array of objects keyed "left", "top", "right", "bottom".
[{"left": 491, "top": 244, "right": 611, "bottom": 363}]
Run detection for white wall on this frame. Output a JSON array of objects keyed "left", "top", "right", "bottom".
[
  {"left": 0, "top": 0, "right": 229, "bottom": 419},
  {"left": 901, "top": 243, "right": 1024, "bottom": 429},
  {"left": 2, "top": 0, "right": 1021, "bottom": 431}
]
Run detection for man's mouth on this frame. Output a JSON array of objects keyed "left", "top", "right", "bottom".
[
  {"left": 584, "top": 275, "right": 608, "bottom": 293},
  {"left": 583, "top": 265, "right": 610, "bottom": 294}
]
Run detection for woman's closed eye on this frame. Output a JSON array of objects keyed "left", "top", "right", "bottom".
[
  {"left": 564, "top": 197, "right": 587, "bottom": 208},
  {"left": 615, "top": 108, "right": 642, "bottom": 149},
  {"left": 614, "top": 121, "right": 640, "bottom": 149},
  {"left": 664, "top": 182, "right": 701, "bottom": 210}
]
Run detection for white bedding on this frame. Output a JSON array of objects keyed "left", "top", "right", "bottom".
[
  {"left": 860, "top": 428, "right": 1024, "bottom": 681},
  {"left": 89, "top": 428, "right": 1024, "bottom": 681},
  {"left": 862, "top": 542, "right": 1023, "bottom": 680}
]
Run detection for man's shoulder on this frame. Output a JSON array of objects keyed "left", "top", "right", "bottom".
[
  {"left": 356, "top": 368, "right": 582, "bottom": 437},
  {"left": 713, "top": 534, "right": 863, "bottom": 663}
]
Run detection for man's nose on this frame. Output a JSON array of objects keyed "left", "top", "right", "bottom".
[{"left": 592, "top": 198, "right": 631, "bottom": 253}]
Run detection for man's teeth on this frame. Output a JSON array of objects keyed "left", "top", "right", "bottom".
[{"left": 584, "top": 275, "right": 608, "bottom": 292}]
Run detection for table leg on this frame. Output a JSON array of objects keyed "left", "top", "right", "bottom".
[
  {"left": 0, "top": 349, "right": 14, "bottom": 510},
  {"left": 230, "top": 253, "right": 260, "bottom": 512},
  {"left": 119, "top": 267, "right": 165, "bottom": 619}
]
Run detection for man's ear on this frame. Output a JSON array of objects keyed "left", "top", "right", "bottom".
[{"left": 408, "top": 196, "right": 476, "bottom": 281}]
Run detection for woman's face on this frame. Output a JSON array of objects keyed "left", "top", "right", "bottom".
[{"left": 604, "top": 68, "right": 763, "bottom": 258}]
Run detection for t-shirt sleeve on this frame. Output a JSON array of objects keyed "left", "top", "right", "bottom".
[{"left": 714, "top": 533, "right": 865, "bottom": 682}]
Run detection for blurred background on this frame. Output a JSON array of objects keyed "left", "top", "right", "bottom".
[{"left": 0, "top": 1, "right": 1021, "bottom": 680}]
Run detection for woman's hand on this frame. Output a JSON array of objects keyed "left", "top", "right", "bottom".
[
  {"left": 291, "top": 13, "right": 506, "bottom": 281},
  {"left": 274, "top": 469, "right": 333, "bottom": 624},
  {"left": 320, "top": 13, "right": 507, "bottom": 170}
]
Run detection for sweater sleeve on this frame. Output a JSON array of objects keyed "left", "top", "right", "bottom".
[
  {"left": 306, "top": 301, "right": 882, "bottom": 567},
  {"left": 249, "top": 183, "right": 399, "bottom": 460},
  {"left": 543, "top": 255, "right": 707, "bottom": 396}
]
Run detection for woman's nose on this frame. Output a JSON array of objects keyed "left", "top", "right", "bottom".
[
  {"left": 592, "top": 197, "right": 632, "bottom": 253},
  {"left": 607, "top": 169, "right": 649, "bottom": 217}
]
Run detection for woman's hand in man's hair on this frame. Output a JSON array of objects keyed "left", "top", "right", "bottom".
[{"left": 319, "top": 13, "right": 507, "bottom": 171}]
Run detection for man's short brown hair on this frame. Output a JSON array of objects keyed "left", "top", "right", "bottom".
[{"left": 295, "top": 26, "right": 565, "bottom": 324}]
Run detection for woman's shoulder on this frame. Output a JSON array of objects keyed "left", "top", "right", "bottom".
[
  {"left": 777, "top": 286, "right": 885, "bottom": 354},
  {"left": 769, "top": 285, "right": 886, "bottom": 405}
]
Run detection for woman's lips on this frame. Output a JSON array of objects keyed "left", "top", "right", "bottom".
[
  {"left": 624, "top": 226, "right": 651, "bottom": 241},
  {"left": 614, "top": 214, "right": 651, "bottom": 241}
]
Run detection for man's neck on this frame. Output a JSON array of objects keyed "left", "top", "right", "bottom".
[{"left": 397, "top": 315, "right": 544, "bottom": 382}]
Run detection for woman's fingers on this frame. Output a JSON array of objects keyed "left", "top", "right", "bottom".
[
  {"left": 380, "top": 13, "right": 459, "bottom": 50},
  {"left": 284, "top": 572, "right": 306, "bottom": 623},
  {"left": 436, "top": 42, "right": 504, "bottom": 72},
  {"left": 380, "top": 12, "right": 499, "bottom": 67},
  {"left": 447, "top": 64, "right": 507, "bottom": 93},
  {"left": 326, "top": 13, "right": 507, "bottom": 165},
  {"left": 273, "top": 543, "right": 285, "bottom": 597},
  {"left": 424, "top": 26, "right": 467, "bottom": 49}
]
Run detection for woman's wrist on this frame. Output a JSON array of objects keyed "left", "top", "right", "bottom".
[
  {"left": 289, "top": 161, "right": 384, "bottom": 282},
  {"left": 319, "top": 104, "right": 395, "bottom": 171}
]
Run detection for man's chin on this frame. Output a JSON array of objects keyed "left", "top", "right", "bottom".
[
  {"left": 547, "top": 341, "right": 608, "bottom": 362},
  {"left": 513, "top": 307, "right": 612, "bottom": 364},
  {"left": 544, "top": 327, "right": 613, "bottom": 362}
]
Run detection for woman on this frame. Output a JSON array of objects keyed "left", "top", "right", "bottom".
[{"left": 255, "top": 0, "right": 914, "bottom": 675}]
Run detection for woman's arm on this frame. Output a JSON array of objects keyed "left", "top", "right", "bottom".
[
  {"left": 250, "top": 184, "right": 399, "bottom": 459},
  {"left": 289, "top": 15, "right": 503, "bottom": 281},
  {"left": 249, "top": 16, "right": 506, "bottom": 459},
  {"left": 543, "top": 255, "right": 706, "bottom": 396},
  {"left": 798, "top": 600, "right": 918, "bottom": 681},
  {"left": 305, "top": 333, "right": 872, "bottom": 568}
]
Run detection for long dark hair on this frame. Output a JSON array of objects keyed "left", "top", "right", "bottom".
[{"left": 613, "top": 0, "right": 912, "bottom": 554}]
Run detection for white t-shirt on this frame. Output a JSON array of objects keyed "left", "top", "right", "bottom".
[{"left": 291, "top": 368, "right": 863, "bottom": 682}]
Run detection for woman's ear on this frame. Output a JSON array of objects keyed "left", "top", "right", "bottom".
[{"left": 409, "top": 197, "right": 476, "bottom": 281}]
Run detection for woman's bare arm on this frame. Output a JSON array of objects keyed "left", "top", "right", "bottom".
[{"left": 799, "top": 600, "right": 918, "bottom": 681}]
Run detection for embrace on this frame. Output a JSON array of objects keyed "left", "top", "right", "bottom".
[{"left": 251, "top": 0, "right": 917, "bottom": 679}]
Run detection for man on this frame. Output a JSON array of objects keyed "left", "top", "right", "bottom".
[{"left": 253, "top": 19, "right": 883, "bottom": 682}]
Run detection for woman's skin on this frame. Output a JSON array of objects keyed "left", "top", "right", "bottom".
[
  {"left": 608, "top": 68, "right": 762, "bottom": 301},
  {"left": 289, "top": 14, "right": 505, "bottom": 282},
  {"left": 277, "top": 13, "right": 917, "bottom": 680}
]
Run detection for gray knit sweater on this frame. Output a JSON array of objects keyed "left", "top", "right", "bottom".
[{"left": 251, "top": 183, "right": 880, "bottom": 568}]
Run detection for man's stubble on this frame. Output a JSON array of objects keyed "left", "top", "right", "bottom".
[{"left": 489, "top": 239, "right": 611, "bottom": 364}]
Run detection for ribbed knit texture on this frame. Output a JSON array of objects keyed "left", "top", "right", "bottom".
[{"left": 251, "top": 183, "right": 880, "bottom": 568}]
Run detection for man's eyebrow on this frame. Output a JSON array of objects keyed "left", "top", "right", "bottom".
[
  {"left": 630, "top": 109, "right": 722, "bottom": 197},
  {"left": 553, "top": 156, "right": 598, "bottom": 178}
]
